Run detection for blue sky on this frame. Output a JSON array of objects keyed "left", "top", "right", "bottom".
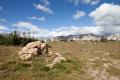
[{"left": 0, "top": 0, "right": 120, "bottom": 37}]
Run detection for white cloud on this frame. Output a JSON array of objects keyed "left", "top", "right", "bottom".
[
  {"left": 49, "top": 26, "right": 103, "bottom": 37},
  {"left": 33, "top": 0, "right": 53, "bottom": 14},
  {"left": 38, "top": 16, "right": 45, "bottom": 21},
  {"left": 69, "top": 0, "right": 99, "bottom": 5},
  {"left": 33, "top": 3, "right": 53, "bottom": 14},
  {"left": 27, "top": 16, "right": 45, "bottom": 21},
  {"left": 90, "top": 3, "right": 120, "bottom": 26},
  {"left": 0, "top": 6, "right": 2, "bottom": 10},
  {"left": 102, "top": 26, "right": 120, "bottom": 34},
  {"left": 89, "top": 3, "right": 120, "bottom": 34},
  {"left": 13, "top": 22, "right": 48, "bottom": 34},
  {"left": 0, "top": 18, "right": 7, "bottom": 22},
  {"left": 0, "top": 25, "right": 8, "bottom": 31},
  {"left": 27, "top": 16, "right": 38, "bottom": 20},
  {"left": 12, "top": 21, "right": 103, "bottom": 38},
  {"left": 83, "top": 0, "right": 99, "bottom": 5},
  {"left": 91, "top": 0, "right": 99, "bottom": 5},
  {"left": 73, "top": 11, "right": 85, "bottom": 19}
]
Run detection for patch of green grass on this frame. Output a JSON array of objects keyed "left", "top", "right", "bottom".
[
  {"left": 67, "top": 59, "right": 82, "bottom": 71},
  {"left": 15, "top": 62, "right": 31, "bottom": 71}
]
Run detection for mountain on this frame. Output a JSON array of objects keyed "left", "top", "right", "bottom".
[
  {"left": 107, "top": 34, "right": 120, "bottom": 41},
  {"left": 51, "top": 34, "right": 101, "bottom": 41},
  {"left": 80, "top": 34, "right": 101, "bottom": 41},
  {"left": 41, "top": 33, "right": 120, "bottom": 42}
]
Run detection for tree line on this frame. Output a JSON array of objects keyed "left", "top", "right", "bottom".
[{"left": 0, "top": 31, "right": 37, "bottom": 46}]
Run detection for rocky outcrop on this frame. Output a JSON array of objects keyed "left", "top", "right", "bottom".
[
  {"left": 18, "top": 41, "right": 48, "bottom": 60},
  {"left": 18, "top": 41, "right": 67, "bottom": 69}
]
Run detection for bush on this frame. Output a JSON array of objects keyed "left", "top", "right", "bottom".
[
  {"left": 0, "top": 31, "right": 37, "bottom": 46},
  {"left": 100, "top": 36, "right": 108, "bottom": 42}
]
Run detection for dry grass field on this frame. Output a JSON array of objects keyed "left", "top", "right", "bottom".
[{"left": 0, "top": 41, "right": 120, "bottom": 80}]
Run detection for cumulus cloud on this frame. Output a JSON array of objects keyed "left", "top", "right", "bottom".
[
  {"left": 27, "top": 16, "right": 45, "bottom": 21},
  {"left": 21, "top": 25, "right": 103, "bottom": 37},
  {"left": 69, "top": 0, "right": 99, "bottom": 5},
  {"left": 48, "top": 26, "right": 103, "bottom": 37},
  {"left": 33, "top": 3, "right": 53, "bottom": 14},
  {"left": 89, "top": 3, "right": 120, "bottom": 34},
  {"left": 73, "top": 11, "right": 85, "bottom": 19},
  {"left": 11, "top": 21, "right": 103, "bottom": 38},
  {"left": 13, "top": 22, "right": 48, "bottom": 35},
  {"left": 33, "top": 0, "right": 53, "bottom": 14},
  {"left": 38, "top": 16, "right": 45, "bottom": 21},
  {"left": 90, "top": 3, "right": 120, "bottom": 26},
  {"left": 0, "top": 6, "right": 2, "bottom": 10},
  {"left": 0, "top": 25, "right": 8, "bottom": 31}
]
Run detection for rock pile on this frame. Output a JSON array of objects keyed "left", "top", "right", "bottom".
[{"left": 46, "top": 52, "right": 67, "bottom": 68}]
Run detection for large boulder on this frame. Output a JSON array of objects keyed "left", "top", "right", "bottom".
[
  {"left": 18, "top": 41, "right": 67, "bottom": 69},
  {"left": 18, "top": 41, "right": 48, "bottom": 60}
]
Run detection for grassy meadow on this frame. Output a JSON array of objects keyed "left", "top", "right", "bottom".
[{"left": 0, "top": 41, "right": 120, "bottom": 80}]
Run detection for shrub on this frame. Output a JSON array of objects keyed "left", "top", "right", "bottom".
[
  {"left": 0, "top": 31, "right": 37, "bottom": 46},
  {"left": 100, "top": 36, "right": 108, "bottom": 42}
]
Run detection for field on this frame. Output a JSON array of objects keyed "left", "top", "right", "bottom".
[{"left": 0, "top": 41, "right": 120, "bottom": 80}]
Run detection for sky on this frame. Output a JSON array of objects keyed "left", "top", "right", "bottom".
[{"left": 0, "top": 0, "right": 120, "bottom": 38}]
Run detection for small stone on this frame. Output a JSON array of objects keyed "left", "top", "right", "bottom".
[{"left": 103, "top": 63, "right": 109, "bottom": 68}]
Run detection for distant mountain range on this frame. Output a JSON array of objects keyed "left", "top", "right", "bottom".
[
  {"left": 42, "top": 33, "right": 120, "bottom": 42},
  {"left": 107, "top": 34, "right": 120, "bottom": 41},
  {"left": 49, "top": 33, "right": 101, "bottom": 41}
]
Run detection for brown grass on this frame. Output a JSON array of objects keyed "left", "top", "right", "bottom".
[{"left": 0, "top": 41, "right": 120, "bottom": 80}]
